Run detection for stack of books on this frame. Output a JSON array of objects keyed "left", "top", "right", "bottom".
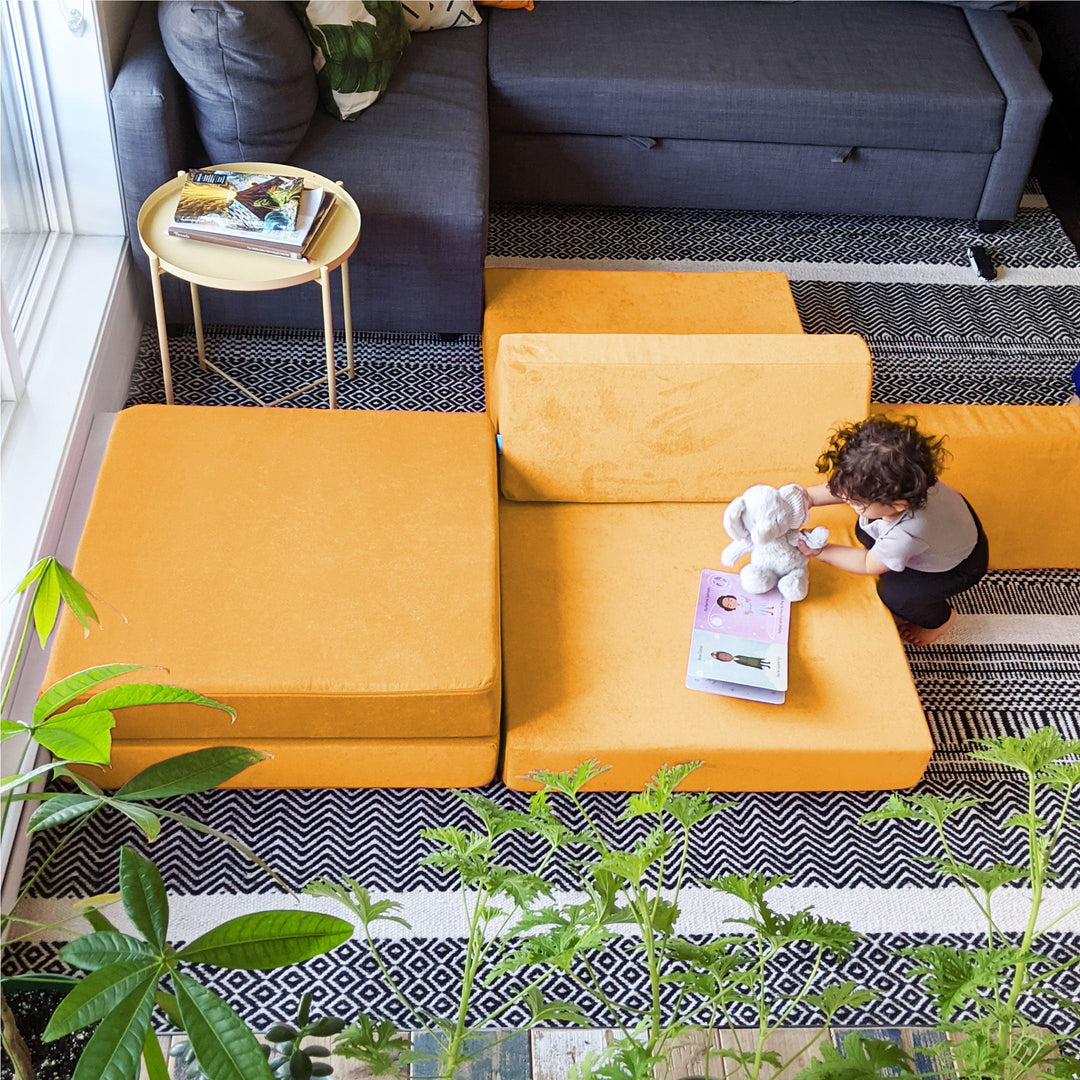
[{"left": 167, "top": 169, "right": 335, "bottom": 260}]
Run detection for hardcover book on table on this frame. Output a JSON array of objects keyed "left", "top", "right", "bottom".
[
  {"left": 173, "top": 170, "right": 304, "bottom": 231},
  {"left": 168, "top": 170, "right": 332, "bottom": 259},
  {"left": 685, "top": 569, "right": 790, "bottom": 704}
]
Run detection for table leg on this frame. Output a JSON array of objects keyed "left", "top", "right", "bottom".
[
  {"left": 320, "top": 265, "right": 336, "bottom": 409},
  {"left": 148, "top": 252, "right": 174, "bottom": 405},
  {"left": 190, "top": 283, "right": 206, "bottom": 370},
  {"left": 340, "top": 257, "right": 354, "bottom": 380}
]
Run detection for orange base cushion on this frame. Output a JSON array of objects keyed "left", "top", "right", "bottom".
[
  {"left": 44, "top": 405, "right": 501, "bottom": 789},
  {"left": 499, "top": 502, "right": 932, "bottom": 792},
  {"left": 482, "top": 268, "right": 805, "bottom": 390},
  {"left": 80, "top": 737, "right": 499, "bottom": 791}
]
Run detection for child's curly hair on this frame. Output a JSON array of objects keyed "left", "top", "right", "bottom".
[{"left": 815, "top": 414, "right": 950, "bottom": 511}]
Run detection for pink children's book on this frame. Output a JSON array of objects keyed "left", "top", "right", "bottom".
[{"left": 685, "top": 569, "right": 791, "bottom": 704}]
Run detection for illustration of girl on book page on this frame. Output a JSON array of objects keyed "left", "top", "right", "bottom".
[
  {"left": 717, "top": 594, "right": 777, "bottom": 617},
  {"left": 710, "top": 650, "right": 771, "bottom": 669}
]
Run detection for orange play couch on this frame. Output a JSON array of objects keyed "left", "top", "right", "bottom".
[{"left": 44, "top": 270, "right": 1080, "bottom": 791}]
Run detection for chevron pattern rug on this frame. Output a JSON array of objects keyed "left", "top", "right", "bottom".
[{"left": 7, "top": 189, "right": 1080, "bottom": 1057}]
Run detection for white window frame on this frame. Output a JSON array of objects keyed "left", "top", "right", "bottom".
[{"left": 1, "top": 0, "right": 143, "bottom": 907}]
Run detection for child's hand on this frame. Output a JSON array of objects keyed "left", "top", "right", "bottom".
[{"left": 797, "top": 527, "right": 829, "bottom": 557}]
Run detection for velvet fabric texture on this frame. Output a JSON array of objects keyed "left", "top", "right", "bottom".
[
  {"left": 43, "top": 406, "right": 501, "bottom": 789},
  {"left": 492, "top": 333, "right": 873, "bottom": 503},
  {"left": 481, "top": 267, "right": 805, "bottom": 396},
  {"left": 498, "top": 500, "right": 932, "bottom": 792},
  {"left": 873, "top": 403, "right": 1080, "bottom": 570}
]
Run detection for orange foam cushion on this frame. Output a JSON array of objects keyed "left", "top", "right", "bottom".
[
  {"left": 499, "top": 501, "right": 931, "bottom": 792},
  {"left": 872, "top": 403, "right": 1080, "bottom": 570},
  {"left": 482, "top": 268, "right": 804, "bottom": 391},
  {"left": 43, "top": 405, "right": 501, "bottom": 788},
  {"left": 84, "top": 737, "right": 499, "bottom": 791},
  {"left": 493, "top": 334, "right": 872, "bottom": 502}
]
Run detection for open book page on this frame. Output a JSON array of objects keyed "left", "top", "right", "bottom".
[{"left": 685, "top": 570, "right": 790, "bottom": 702}]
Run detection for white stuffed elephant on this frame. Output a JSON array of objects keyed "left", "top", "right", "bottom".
[{"left": 721, "top": 483, "right": 829, "bottom": 602}]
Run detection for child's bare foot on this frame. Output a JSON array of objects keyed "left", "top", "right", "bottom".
[{"left": 899, "top": 608, "right": 957, "bottom": 646}]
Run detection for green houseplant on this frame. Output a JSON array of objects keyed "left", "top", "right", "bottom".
[
  {"left": 0, "top": 558, "right": 349, "bottom": 1080},
  {"left": 499, "top": 762, "right": 880, "bottom": 1080},
  {"left": 853, "top": 729, "right": 1080, "bottom": 1080},
  {"left": 306, "top": 787, "right": 590, "bottom": 1078}
]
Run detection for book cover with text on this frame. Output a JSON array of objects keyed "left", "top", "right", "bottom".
[{"left": 173, "top": 170, "right": 305, "bottom": 232}]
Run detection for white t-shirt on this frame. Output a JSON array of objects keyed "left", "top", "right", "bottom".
[{"left": 859, "top": 482, "right": 978, "bottom": 573}]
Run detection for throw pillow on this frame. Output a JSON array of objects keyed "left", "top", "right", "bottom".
[
  {"left": 291, "top": 0, "right": 410, "bottom": 121},
  {"left": 402, "top": 1, "right": 482, "bottom": 30},
  {"left": 158, "top": 1, "right": 318, "bottom": 164}
]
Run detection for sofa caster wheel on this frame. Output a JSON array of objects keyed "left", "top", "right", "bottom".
[{"left": 977, "top": 219, "right": 1008, "bottom": 233}]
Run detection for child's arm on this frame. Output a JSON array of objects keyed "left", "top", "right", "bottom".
[
  {"left": 799, "top": 539, "right": 890, "bottom": 576},
  {"left": 805, "top": 483, "right": 843, "bottom": 507}
]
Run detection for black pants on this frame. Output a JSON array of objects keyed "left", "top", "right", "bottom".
[{"left": 855, "top": 502, "right": 989, "bottom": 629}]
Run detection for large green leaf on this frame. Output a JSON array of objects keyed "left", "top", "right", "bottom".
[
  {"left": 31, "top": 557, "right": 62, "bottom": 648},
  {"left": 12, "top": 556, "right": 51, "bottom": 594},
  {"left": 173, "top": 971, "right": 275, "bottom": 1080},
  {"left": 69, "top": 972, "right": 159, "bottom": 1080},
  {"left": 27, "top": 793, "right": 103, "bottom": 833},
  {"left": 62, "top": 683, "right": 236, "bottom": 724},
  {"left": 33, "top": 665, "right": 153, "bottom": 724},
  {"left": 111, "top": 800, "right": 162, "bottom": 841},
  {"left": 44, "top": 958, "right": 161, "bottom": 1039},
  {"left": 33, "top": 710, "right": 115, "bottom": 765},
  {"left": 60, "top": 931, "right": 158, "bottom": 972},
  {"left": 0, "top": 758, "right": 79, "bottom": 795},
  {"left": 51, "top": 560, "right": 101, "bottom": 635},
  {"left": 13, "top": 558, "right": 100, "bottom": 644},
  {"left": 119, "top": 847, "right": 169, "bottom": 950},
  {"left": 116, "top": 746, "right": 268, "bottom": 801},
  {"left": 1, "top": 718, "right": 26, "bottom": 741},
  {"left": 1, "top": 973, "right": 80, "bottom": 995},
  {"left": 177, "top": 910, "right": 352, "bottom": 970}
]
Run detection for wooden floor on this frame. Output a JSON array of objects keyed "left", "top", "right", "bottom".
[{"left": 150, "top": 1025, "right": 990, "bottom": 1079}]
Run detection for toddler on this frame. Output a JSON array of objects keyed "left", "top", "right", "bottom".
[{"left": 797, "top": 414, "right": 988, "bottom": 645}]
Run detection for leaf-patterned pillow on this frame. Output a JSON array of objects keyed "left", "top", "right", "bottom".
[{"left": 291, "top": 0, "right": 410, "bottom": 120}]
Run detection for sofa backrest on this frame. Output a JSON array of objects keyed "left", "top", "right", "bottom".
[
  {"left": 876, "top": 402, "right": 1080, "bottom": 570},
  {"left": 492, "top": 333, "right": 872, "bottom": 502}
]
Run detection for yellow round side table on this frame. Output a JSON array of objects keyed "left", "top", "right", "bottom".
[{"left": 137, "top": 161, "right": 361, "bottom": 409}]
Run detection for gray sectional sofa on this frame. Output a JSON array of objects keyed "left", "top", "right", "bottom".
[{"left": 110, "top": 1, "right": 1051, "bottom": 335}]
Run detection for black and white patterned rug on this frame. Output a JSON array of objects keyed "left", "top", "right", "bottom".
[{"left": 9, "top": 192, "right": 1080, "bottom": 1051}]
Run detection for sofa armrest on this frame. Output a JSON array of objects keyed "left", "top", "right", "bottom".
[
  {"left": 109, "top": 2, "right": 200, "bottom": 272},
  {"left": 965, "top": 9, "right": 1053, "bottom": 223}
]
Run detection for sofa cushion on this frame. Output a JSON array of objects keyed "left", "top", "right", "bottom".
[
  {"left": 487, "top": 1, "right": 1006, "bottom": 154},
  {"left": 876, "top": 403, "right": 1080, "bottom": 570},
  {"left": 291, "top": 0, "right": 411, "bottom": 120},
  {"left": 42, "top": 405, "right": 501, "bottom": 788},
  {"left": 482, "top": 268, "right": 804, "bottom": 391},
  {"left": 492, "top": 334, "right": 872, "bottom": 503},
  {"left": 499, "top": 500, "right": 932, "bottom": 792},
  {"left": 402, "top": 0, "right": 482, "bottom": 30},
  {"left": 280, "top": 23, "right": 488, "bottom": 329},
  {"left": 158, "top": 1, "right": 317, "bottom": 163}
]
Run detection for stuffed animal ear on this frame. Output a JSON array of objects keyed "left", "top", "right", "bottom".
[
  {"left": 778, "top": 483, "right": 810, "bottom": 528},
  {"left": 723, "top": 497, "right": 749, "bottom": 541}
]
